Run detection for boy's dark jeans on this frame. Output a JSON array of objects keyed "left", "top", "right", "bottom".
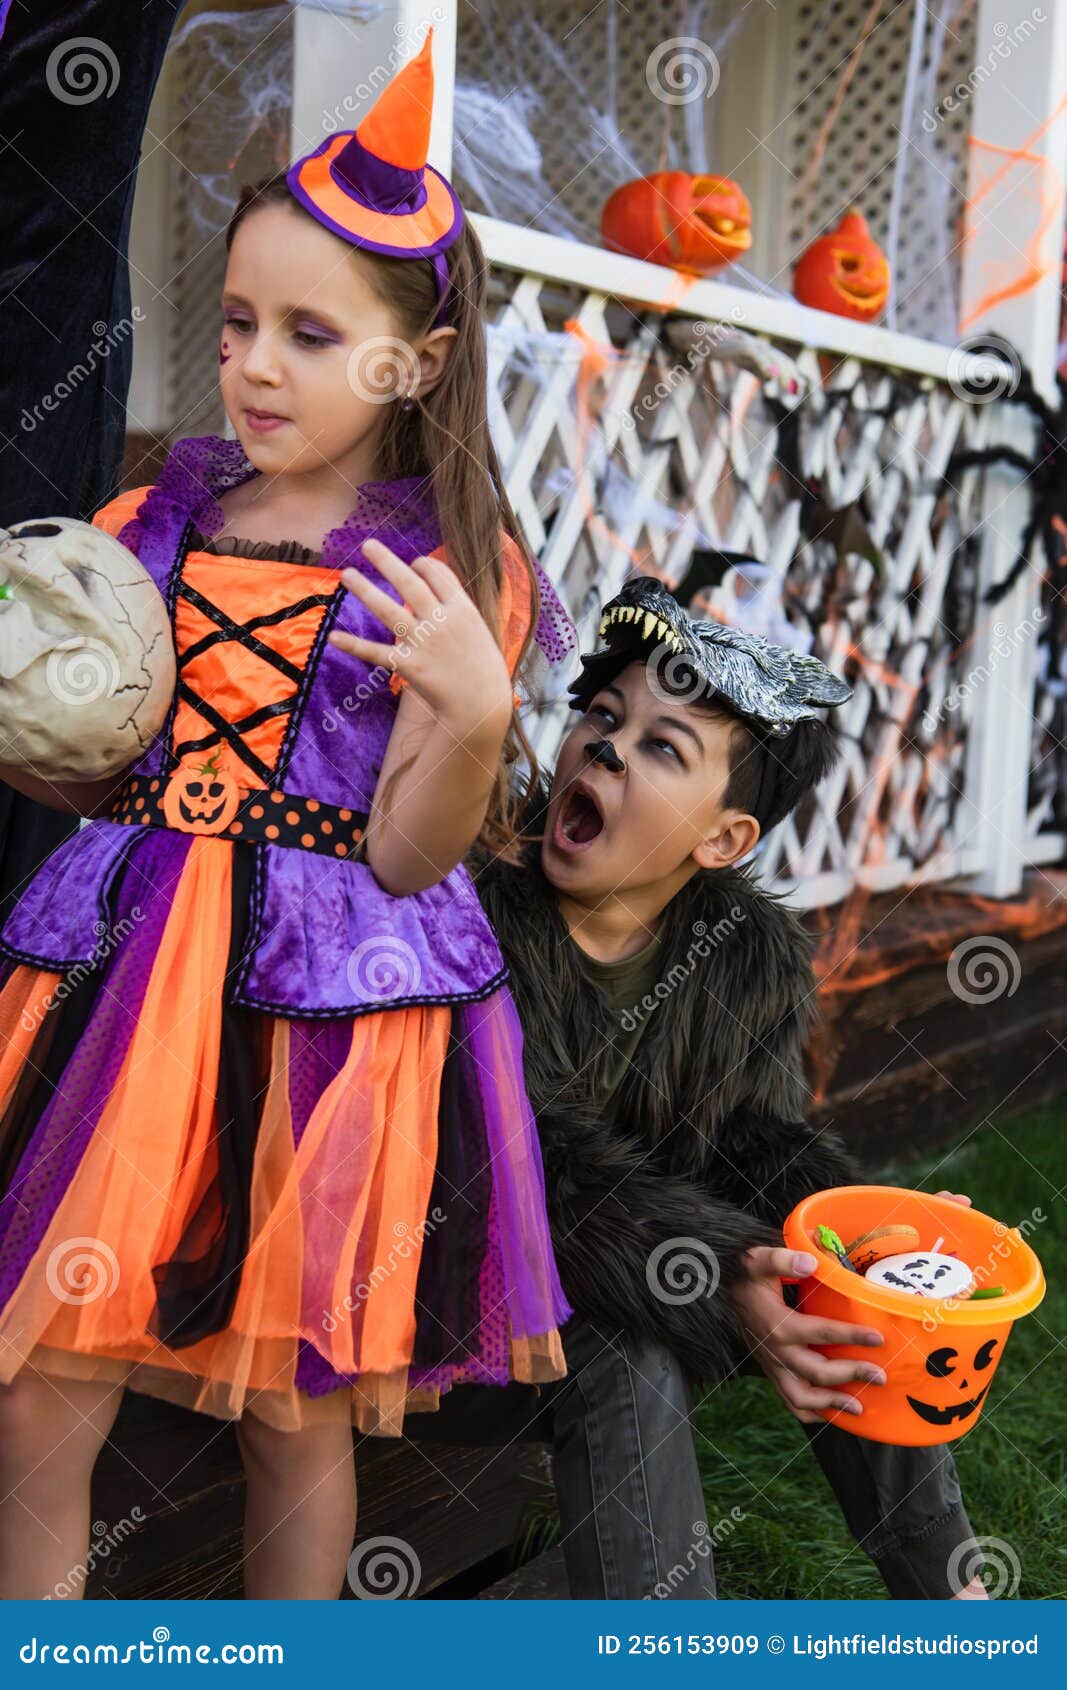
[{"left": 404, "top": 1314, "right": 983, "bottom": 1600}]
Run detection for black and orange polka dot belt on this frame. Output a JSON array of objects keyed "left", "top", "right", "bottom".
[{"left": 108, "top": 768, "right": 369, "bottom": 860}]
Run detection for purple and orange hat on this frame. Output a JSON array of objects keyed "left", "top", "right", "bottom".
[{"left": 285, "top": 27, "right": 463, "bottom": 328}]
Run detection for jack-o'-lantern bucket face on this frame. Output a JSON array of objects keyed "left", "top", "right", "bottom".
[
  {"left": 781, "top": 1186, "right": 1045, "bottom": 1445},
  {"left": 907, "top": 1337, "right": 1000, "bottom": 1431},
  {"left": 162, "top": 751, "right": 241, "bottom": 835}
]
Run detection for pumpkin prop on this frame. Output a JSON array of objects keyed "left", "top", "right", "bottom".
[
  {"left": 793, "top": 208, "right": 890, "bottom": 323},
  {"left": 0, "top": 517, "right": 175, "bottom": 780},
  {"left": 161, "top": 750, "right": 242, "bottom": 836},
  {"left": 782, "top": 1186, "right": 1045, "bottom": 1445},
  {"left": 600, "top": 173, "right": 751, "bottom": 276}
]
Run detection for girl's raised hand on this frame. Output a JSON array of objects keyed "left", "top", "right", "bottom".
[{"left": 326, "top": 537, "right": 513, "bottom": 735}]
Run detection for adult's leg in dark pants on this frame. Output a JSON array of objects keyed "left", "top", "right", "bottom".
[
  {"left": 802, "top": 1421, "right": 984, "bottom": 1598},
  {"left": 0, "top": 2, "right": 181, "bottom": 917},
  {"left": 549, "top": 1316, "right": 717, "bottom": 1599}
]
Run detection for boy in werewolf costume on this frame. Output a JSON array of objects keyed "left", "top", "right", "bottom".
[{"left": 406, "top": 577, "right": 985, "bottom": 1602}]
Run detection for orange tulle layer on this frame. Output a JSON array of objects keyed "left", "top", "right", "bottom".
[{"left": 0, "top": 835, "right": 565, "bottom": 1434}]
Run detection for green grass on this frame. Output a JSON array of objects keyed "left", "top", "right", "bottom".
[
  {"left": 516, "top": 1107, "right": 1066, "bottom": 1597},
  {"left": 690, "top": 1107, "right": 1066, "bottom": 1599}
]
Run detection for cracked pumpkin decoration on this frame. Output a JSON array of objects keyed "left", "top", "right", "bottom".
[
  {"left": 0, "top": 517, "right": 176, "bottom": 780},
  {"left": 782, "top": 1185, "right": 1045, "bottom": 1445},
  {"left": 793, "top": 208, "right": 890, "bottom": 323},
  {"left": 600, "top": 173, "right": 752, "bottom": 276}
]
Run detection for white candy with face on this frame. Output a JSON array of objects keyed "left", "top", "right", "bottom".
[
  {"left": 0, "top": 518, "right": 175, "bottom": 780},
  {"left": 865, "top": 1251, "right": 975, "bottom": 1299}
]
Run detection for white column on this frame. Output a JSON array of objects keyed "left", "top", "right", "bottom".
[{"left": 954, "top": 0, "right": 1067, "bottom": 897}]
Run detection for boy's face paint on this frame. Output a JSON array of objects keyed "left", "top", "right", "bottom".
[{"left": 542, "top": 659, "right": 756, "bottom": 901}]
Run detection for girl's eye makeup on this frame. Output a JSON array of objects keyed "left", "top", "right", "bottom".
[
  {"left": 586, "top": 702, "right": 615, "bottom": 724},
  {"left": 220, "top": 313, "right": 336, "bottom": 349}
]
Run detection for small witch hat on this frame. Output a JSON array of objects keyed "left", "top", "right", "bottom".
[{"left": 285, "top": 26, "right": 463, "bottom": 324}]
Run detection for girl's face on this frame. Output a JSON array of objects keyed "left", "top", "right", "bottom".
[{"left": 219, "top": 201, "right": 436, "bottom": 479}]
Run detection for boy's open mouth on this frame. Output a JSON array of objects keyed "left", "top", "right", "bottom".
[{"left": 554, "top": 782, "right": 605, "bottom": 848}]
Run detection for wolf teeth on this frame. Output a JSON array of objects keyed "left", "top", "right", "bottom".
[{"left": 642, "top": 610, "right": 658, "bottom": 639}]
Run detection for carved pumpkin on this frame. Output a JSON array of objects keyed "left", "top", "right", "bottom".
[
  {"left": 600, "top": 173, "right": 751, "bottom": 276},
  {"left": 162, "top": 749, "right": 241, "bottom": 835},
  {"left": 906, "top": 1338, "right": 999, "bottom": 1430},
  {"left": 793, "top": 208, "right": 890, "bottom": 322}
]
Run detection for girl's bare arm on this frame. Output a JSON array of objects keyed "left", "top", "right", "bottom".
[
  {"left": 361, "top": 682, "right": 510, "bottom": 895},
  {"left": 326, "top": 538, "right": 515, "bottom": 897}
]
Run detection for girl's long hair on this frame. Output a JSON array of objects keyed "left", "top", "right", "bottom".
[{"left": 224, "top": 172, "right": 541, "bottom": 856}]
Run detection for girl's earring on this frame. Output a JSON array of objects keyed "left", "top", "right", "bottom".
[{"left": 400, "top": 390, "right": 416, "bottom": 411}]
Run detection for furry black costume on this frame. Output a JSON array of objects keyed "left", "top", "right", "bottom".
[{"left": 474, "top": 777, "right": 860, "bottom": 1392}]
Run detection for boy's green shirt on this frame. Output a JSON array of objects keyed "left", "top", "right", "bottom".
[{"left": 572, "top": 928, "right": 665, "bottom": 1126}]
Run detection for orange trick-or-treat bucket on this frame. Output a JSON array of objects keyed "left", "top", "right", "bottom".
[{"left": 781, "top": 1185, "right": 1045, "bottom": 1445}]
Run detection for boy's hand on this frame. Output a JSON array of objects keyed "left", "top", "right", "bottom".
[
  {"left": 934, "top": 1189, "right": 971, "bottom": 1206},
  {"left": 729, "top": 1245, "right": 887, "bottom": 1423}
]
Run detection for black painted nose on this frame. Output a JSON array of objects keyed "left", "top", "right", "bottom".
[{"left": 585, "top": 737, "right": 625, "bottom": 773}]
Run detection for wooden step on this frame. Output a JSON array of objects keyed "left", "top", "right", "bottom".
[{"left": 84, "top": 1390, "right": 547, "bottom": 1600}]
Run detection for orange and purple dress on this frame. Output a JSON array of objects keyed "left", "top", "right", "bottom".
[{"left": 0, "top": 433, "right": 575, "bottom": 1435}]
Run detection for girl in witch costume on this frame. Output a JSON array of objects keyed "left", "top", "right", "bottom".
[{"left": 0, "top": 29, "right": 575, "bottom": 1599}]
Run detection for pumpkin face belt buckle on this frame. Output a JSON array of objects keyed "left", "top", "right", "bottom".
[{"left": 162, "top": 750, "right": 244, "bottom": 835}]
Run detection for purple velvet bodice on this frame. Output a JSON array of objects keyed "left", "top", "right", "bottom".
[{"left": 0, "top": 434, "right": 575, "bottom": 1017}]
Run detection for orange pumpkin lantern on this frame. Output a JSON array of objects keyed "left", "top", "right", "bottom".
[
  {"left": 600, "top": 173, "right": 751, "bottom": 276},
  {"left": 162, "top": 749, "right": 242, "bottom": 835},
  {"left": 793, "top": 208, "right": 890, "bottom": 323}
]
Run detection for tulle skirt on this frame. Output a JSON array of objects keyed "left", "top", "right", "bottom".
[{"left": 0, "top": 828, "right": 570, "bottom": 1435}]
